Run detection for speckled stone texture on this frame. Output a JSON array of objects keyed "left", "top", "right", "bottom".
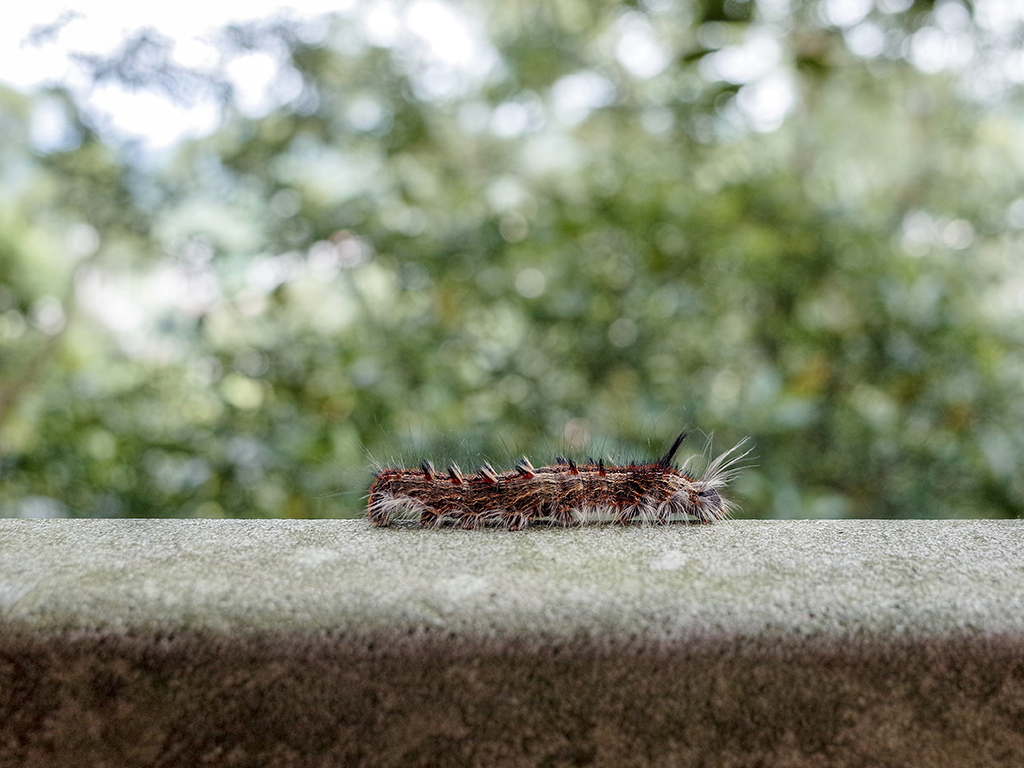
[{"left": 2, "top": 519, "right": 1024, "bottom": 767}]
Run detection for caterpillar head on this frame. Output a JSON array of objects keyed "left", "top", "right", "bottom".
[{"left": 689, "top": 482, "right": 727, "bottom": 523}]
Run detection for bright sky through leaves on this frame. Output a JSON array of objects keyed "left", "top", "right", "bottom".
[{"left": 3, "top": 0, "right": 503, "bottom": 148}]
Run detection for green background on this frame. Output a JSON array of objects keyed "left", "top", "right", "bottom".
[{"left": 2, "top": 0, "right": 1023, "bottom": 519}]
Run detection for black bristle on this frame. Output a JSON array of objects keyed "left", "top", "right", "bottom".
[
  {"left": 421, "top": 459, "right": 435, "bottom": 480},
  {"left": 657, "top": 431, "right": 688, "bottom": 469}
]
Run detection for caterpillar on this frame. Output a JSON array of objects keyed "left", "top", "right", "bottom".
[{"left": 366, "top": 431, "right": 749, "bottom": 530}]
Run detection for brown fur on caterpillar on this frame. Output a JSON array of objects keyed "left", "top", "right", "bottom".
[{"left": 366, "top": 432, "right": 749, "bottom": 530}]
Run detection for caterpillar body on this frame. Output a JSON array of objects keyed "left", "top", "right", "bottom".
[{"left": 367, "top": 432, "right": 749, "bottom": 530}]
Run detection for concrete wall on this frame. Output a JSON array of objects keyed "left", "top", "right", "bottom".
[{"left": 2, "top": 519, "right": 1024, "bottom": 767}]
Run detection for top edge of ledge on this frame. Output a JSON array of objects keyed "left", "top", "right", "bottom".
[
  {"left": 3, "top": 517, "right": 1021, "bottom": 528},
  {"left": 2, "top": 518, "right": 1024, "bottom": 642}
]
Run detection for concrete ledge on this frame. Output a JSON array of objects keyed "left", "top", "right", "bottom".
[{"left": 2, "top": 519, "right": 1024, "bottom": 767}]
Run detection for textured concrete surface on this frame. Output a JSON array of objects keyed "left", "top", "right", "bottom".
[{"left": 2, "top": 519, "right": 1024, "bottom": 767}]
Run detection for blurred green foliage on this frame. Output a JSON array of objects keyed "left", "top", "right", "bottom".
[{"left": 2, "top": 0, "right": 1024, "bottom": 519}]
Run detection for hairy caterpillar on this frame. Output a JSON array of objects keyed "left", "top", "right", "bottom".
[{"left": 366, "top": 432, "right": 749, "bottom": 530}]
